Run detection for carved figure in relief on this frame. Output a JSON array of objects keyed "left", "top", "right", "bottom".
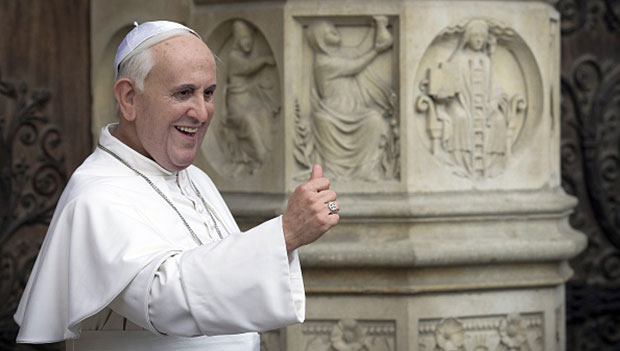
[
  {"left": 417, "top": 19, "right": 526, "bottom": 179},
  {"left": 433, "top": 318, "right": 466, "bottom": 351},
  {"left": 222, "top": 19, "right": 279, "bottom": 175},
  {"left": 303, "top": 17, "right": 397, "bottom": 181}
]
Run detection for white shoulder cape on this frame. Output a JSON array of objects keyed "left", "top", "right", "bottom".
[{"left": 14, "top": 132, "right": 303, "bottom": 343}]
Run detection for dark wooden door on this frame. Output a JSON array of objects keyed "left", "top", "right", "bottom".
[
  {"left": 557, "top": 0, "right": 620, "bottom": 350},
  {"left": 0, "top": 0, "right": 91, "bottom": 350}
]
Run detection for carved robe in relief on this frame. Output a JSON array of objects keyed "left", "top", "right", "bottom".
[
  {"left": 14, "top": 125, "right": 304, "bottom": 350},
  {"left": 224, "top": 50, "right": 278, "bottom": 167},
  {"left": 434, "top": 49, "right": 507, "bottom": 173},
  {"left": 311, "top": 52, "right": 393, "bottom": 180}
]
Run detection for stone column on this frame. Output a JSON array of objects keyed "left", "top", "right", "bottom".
[{"left": 91, "top": 1, "right": 586, "bottom": 350}]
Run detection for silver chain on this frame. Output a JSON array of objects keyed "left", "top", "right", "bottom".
[
  {"left": 189, "top": 180, "right": 224, "bottom": 239},
  {"left": 97, "top": 143, "right": 224, "bottom": 245}
]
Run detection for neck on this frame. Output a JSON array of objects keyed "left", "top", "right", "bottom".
[{"left": 111, "top": 122, "right": 151, "bottom": 160}]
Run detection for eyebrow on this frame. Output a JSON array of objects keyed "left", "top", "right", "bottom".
[
  {"left": 174, "top": 83, "right": 217, "bottom": 90},
  {"left": 176, "top": 83, "right": 197, "bottom": 90}
]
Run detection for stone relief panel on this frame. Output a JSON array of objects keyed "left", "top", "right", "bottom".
[
  {"left": 301, "top": 319, "right": 395, "bottom": 351},
  {"left": 418, "top": 313, "right": 544, "bottom": 351},
  {"left": 204, "top": 19, "right": 280, "bottom": 178},
  {"left": 294, "top": 16, "right": 399, "bottom": 182},
  {"left": 415, "top": 18, "right": 542, "bottom": 182}
]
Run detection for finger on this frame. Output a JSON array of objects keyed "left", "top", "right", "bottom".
[
  {"left": 310, "top": 164, "right": 323, "bottom": 180},
  {"left": 316, "top": 189, "right": 337, "bottom": 203},
  {"left": 303, "top": 177, "right": 330, "bottom": 192},
  {"left": 326, "top": 213, "right": 340, "bottom": 226}
]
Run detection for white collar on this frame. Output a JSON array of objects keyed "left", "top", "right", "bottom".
[{"left": 99, "top": 123, "right": 176, "bottom": 177}]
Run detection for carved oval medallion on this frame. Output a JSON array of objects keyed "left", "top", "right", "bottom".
[{"left": 414, "top": 18, "right": 543, "bottom": 181}]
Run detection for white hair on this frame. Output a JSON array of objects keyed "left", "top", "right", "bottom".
[{"left": 116, "top": 29, "right": 194, "bottom": 92}]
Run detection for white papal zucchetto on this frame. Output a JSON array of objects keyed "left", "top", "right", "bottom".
[{"left": 114, "top": 20, "right": 201, "bottom": 79}]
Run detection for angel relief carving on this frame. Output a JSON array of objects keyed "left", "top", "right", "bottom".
[
  {"left": 217, "top": 19, "right": 280, "bottom": 177},
  {"left": 294, "top": 17, "right": 399, "bottom": 182},
  {"left": 416, "top": 19, "right": 528, "bottom": 180}
]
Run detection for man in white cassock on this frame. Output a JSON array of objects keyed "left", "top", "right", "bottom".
[{"left": 13, "top": 21, "right": 340, "bottom": 351}]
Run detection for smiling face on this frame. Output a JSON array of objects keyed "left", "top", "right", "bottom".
[{"left": 128, "top": 35, "right": 216, "bottom": 172}]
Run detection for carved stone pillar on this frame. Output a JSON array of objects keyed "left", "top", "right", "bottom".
[{"left": 91, "top": 1, "right": 585, "bottom": 350}]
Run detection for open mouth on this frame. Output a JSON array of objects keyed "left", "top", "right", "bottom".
[{"left": 175, "top": 126, "right": 198, "bottom": 137}]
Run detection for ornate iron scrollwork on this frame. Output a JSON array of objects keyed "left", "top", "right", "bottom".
[
  {"left": 558, "top": 0, "right": 620, "bottom": 349},
  {"left": 0, "top": 70, "right": 66, "bottom": 350}
]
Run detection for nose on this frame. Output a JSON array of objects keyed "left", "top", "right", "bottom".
[{"left": 187, "top": 96, "right": 213, "bottom": 123}]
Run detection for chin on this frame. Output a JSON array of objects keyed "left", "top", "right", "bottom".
[
  {"left": 173, "top": 159, "right": 195, "bottom": 170},
  {"left": 160, "top": 157, "right": 194, "bottom": 172},
  {"left": 168, "top": 148, "right": 200, "bottom": 168},
  {"left": 177, "top": 155, "right": 199, "bottom": 169}
]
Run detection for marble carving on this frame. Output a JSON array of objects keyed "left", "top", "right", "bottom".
[
  {"left": 419, "top": 313, "right": 543, "bottom": 351},
  {"left": 294, "top": 17, "right": 399, "bottom": 181},
  {"left": 217, "top": 19, "right": 280, "bottom": 177},
  {"left": 302, "top": 319, "right": 395, "bottom": 351},
  {"left": 416, "top": 19, "right": 528, "bottom": 180}
]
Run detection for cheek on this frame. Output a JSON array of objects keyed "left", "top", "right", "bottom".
[{"left": 207, "top": 102, "right": 216, "bottom": 120}]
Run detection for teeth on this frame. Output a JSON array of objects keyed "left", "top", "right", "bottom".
[{"left": 176, "top": 126, "right": 198, "bottom": 133}]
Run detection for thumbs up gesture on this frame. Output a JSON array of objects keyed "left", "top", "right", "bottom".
[{"left": 282, "top": 164, "right": 340, "bottom": 252}]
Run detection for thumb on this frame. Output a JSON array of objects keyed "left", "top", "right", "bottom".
[{"left": 310, "top": 164, "right": 323, "bottom": 180}]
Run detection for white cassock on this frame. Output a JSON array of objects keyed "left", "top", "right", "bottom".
[{"left": 14, "top": 124, "right": 305, "bottom": 350}]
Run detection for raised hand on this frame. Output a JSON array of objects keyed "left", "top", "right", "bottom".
[
  {"left": 282, "top": 164, "right": 339, "bottom": 253},
  {"left": 373, "top": 15, "right": 393, "bottom": 53}
]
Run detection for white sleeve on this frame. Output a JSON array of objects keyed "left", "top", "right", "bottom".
[{"left": 110, "top": 216, "right": 305, "bottom": 337}]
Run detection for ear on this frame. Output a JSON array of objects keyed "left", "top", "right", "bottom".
[{"left": 114, "top": 78, "right": 139, "bottom": 122}]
